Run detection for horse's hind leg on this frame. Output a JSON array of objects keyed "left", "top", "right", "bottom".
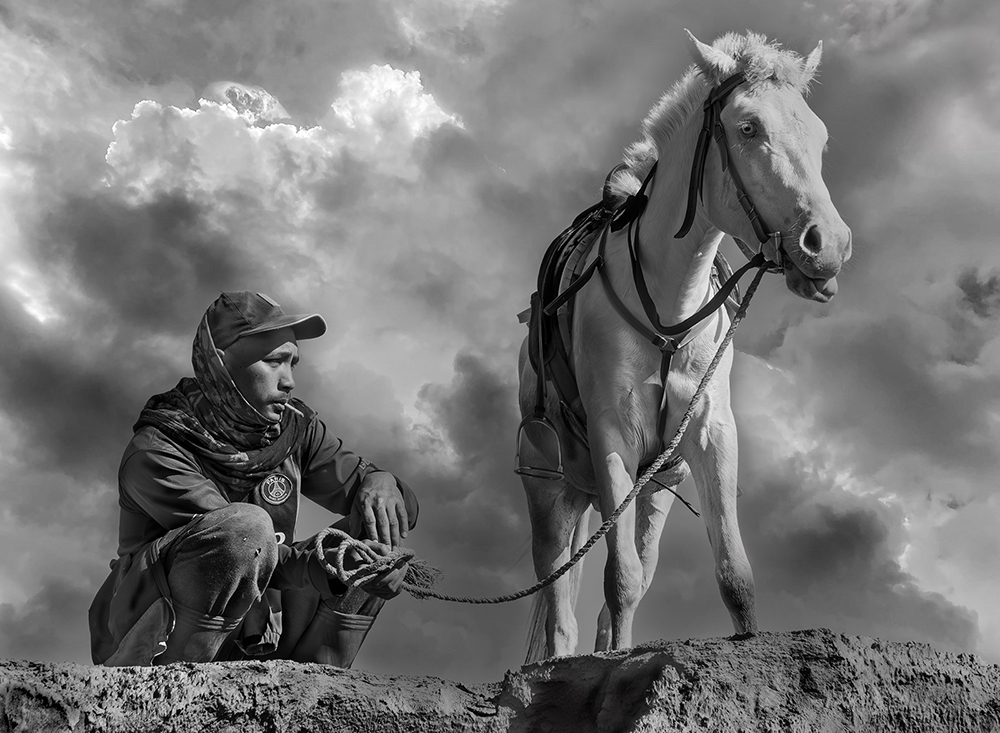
[
  {"left": 595, "top": 487, "right": 674, "bottom": 651},
  {"left": 524, "top": 478, "right": 592, "bottom": 662}
]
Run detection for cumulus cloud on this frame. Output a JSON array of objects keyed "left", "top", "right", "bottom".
[
  {"left": 325, "top": 64, "right": 464, "bottom": 177},
  {"left": 201, "top": 81, "right": 291, "bottom": 125}
]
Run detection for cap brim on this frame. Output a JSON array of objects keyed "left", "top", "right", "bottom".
[{"left": 240, "top": 313, "right": 327, "bottom": 342}]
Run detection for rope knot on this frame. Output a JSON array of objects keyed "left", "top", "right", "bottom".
[{"left": 315, "top": 528, "right": 440, "bottom": 598}]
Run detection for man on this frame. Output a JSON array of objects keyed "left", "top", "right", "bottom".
[{"left": 89, "top": 291, "right": 417, "bottom": 666}]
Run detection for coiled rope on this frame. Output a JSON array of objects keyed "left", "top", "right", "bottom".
[{"left": 316, "top": 263, "right": 768, "bottom": 604}]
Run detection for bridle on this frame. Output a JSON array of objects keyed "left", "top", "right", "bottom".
[{"left": 675, "top": 71, "right": 785, "bottom": 271}]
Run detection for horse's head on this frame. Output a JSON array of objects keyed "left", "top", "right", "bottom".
[{"left": 689, "top": 31, "right": 852, "bottom": 303}]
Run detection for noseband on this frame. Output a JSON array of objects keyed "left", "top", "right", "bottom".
[{"left": 675, "top": 72, "right": 783, "bottom": 272}]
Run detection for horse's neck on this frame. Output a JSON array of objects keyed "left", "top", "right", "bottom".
[{"left": 632, "top": 120, "right": 724, "bottom": 325}]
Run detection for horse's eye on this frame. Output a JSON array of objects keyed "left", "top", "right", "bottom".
[{"left": 738, "top": 121, "right": 758, "bottom": 138}]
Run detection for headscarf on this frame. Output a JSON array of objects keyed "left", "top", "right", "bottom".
[{"left": 133, "top": 314, "right": 316, "bottom": 494}]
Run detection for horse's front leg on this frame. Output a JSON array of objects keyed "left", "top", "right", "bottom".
[
  {"left": 683, "top": 402, "right": 757, "bottom": 637},
  {"left": 594, "top": 486, "right": 675, "bottom": 652},
  {"left": 590, "top": 418, "right": 644, "bottom": 651}
]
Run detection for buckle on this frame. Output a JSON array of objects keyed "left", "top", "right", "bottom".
[{"left": 653, "top": 334, "right": 678, "bottom": 353}]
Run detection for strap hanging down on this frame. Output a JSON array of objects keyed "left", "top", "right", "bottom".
[{"left": 676, "top": 72, "right": 750, "bottom": 240}]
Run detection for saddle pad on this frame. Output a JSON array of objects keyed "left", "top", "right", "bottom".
[{"left": 554, "top": 217, "right": 604, "bottom": 354}]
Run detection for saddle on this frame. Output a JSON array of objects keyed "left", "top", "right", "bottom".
[{"left": 516, "top": 171, "right": 744, "bottom": 481}]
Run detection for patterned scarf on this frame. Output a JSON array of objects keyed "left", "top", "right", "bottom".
[{"left": 133, "top": 315, "right": 316, "bottom": 494}]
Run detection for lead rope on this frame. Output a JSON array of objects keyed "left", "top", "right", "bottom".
[{"left": 316, "top": 263, "right": 768, "bottom": 604}]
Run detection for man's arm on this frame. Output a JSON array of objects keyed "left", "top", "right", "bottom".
[{"left": 300, "top": 419, "right": 418, "bottom": 549}]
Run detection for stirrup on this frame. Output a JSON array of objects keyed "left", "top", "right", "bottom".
[{"left": 515, "top": 412, "right": 564, "bottom": 480}]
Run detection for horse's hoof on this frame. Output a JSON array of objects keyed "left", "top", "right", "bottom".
[{"left": 728, "top": 631, "right": 756, "bottom": 641}]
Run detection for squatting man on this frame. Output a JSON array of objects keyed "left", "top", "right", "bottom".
[{"left": 90, "top": 291, "right": 418, "bottom": 666}]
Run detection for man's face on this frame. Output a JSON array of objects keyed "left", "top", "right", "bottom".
[{"left": 222, "top": 327, "right": 299, "bottom": 422}]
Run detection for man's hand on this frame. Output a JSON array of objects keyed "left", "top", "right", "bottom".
[
  {"left": 350, "top": 471, "right": 409, "bottom": 549},
  {"left": 354, "top": 540, "right": 406, "bottom": 599}
]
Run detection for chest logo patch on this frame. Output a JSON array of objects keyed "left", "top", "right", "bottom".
[{"left": 260, "top": 473, "right": 293, "bottom": 506}]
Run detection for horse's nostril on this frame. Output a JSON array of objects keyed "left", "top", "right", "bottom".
[{"left": 802, "top": 225, "right": 822, "bottom": 255}]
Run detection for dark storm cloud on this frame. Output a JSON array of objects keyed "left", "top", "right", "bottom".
[
  {"left": 41, "top": 192, "right": 254, "bottom": 333},
  {"left": 0, "top": 191, "right": 254, "bottom": 487},
  {"left": 418, "top": 351, "right": 519, "bottom": 477},
  {"left": 310, "top": 352, "right": 534, "bottom": 679},
  {"left": 387, "top": 249, "right": 465, "bottom": 313},
  {"left": 412, "top": 351, "right": 528, "bottom": 564},
  {"left": 632, "top": 428, "right": 978, "bottom": 655},
  {"left": 310, "top": 150, "right": 377, "bottom": 213},
  {"left": 958, "top": 268, "right": 1000, "bottom": 320},
  {"left": 0, "top": 297, "right": 135, "bottom": 482},
  {"left": 739, "top": 444, "right": 979, "bottom": 653},
  {"left": 300, "top": 350, "right": 528, "bottom": 572},
  {"left": 415, "top": 125, "right": 488, "bottom": 181},
  {"left": 776, "top": 311, "right": 1000, "bottom": 482},
  {"left": 0, "top": 577, "right": 95, "bottom": 662}
]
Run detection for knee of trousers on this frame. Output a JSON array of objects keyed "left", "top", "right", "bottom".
[{"left": 180, "top": 504, "right": 279, "bottom": 577}]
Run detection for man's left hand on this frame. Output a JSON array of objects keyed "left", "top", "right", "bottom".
[{"left": 350, "top": 471, "right": 409, "bottom": 549}]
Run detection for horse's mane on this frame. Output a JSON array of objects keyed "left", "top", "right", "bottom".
[{"left": 607, "top": 31, "right": 818, "bottom": 204}]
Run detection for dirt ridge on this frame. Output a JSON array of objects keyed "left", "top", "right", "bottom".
[{"left": 3, "top": 629, "right": 999, "bottom": 732}]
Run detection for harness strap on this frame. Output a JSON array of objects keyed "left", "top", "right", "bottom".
[
  {"left": 596, "top": 224, "right": 676, "bottom": 352},
  {"left": 676, "top": 72, "right": 750, "bottom": 240},
  {"left": 712, "top": 112, "right": 775, "bottom": 247},
  {"left": 596, "top": 220, "right": 766, "bottom": 350},
  {"left": 594, "top": 220, "right": 765, "bottom": 452},
  {"left": 610, "top": 161, "right": 658, "bottom": 233},
  {"left": 542, "top": 255, "right": 604, "bottom": 317}
]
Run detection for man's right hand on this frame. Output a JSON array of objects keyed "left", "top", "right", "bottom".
[{"left": 342, "top": 539, "right": 407, "bottom": 599}]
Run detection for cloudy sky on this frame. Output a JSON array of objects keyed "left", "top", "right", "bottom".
[{"left": 1, "top": 0, "right": 999, "bottom": 683}]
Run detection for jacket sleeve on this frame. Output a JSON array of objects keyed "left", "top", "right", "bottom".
[
  {"left": 299, "top": 419, "right": 419, "bottom": 529},
  {"left": 119, "top": 439, "right": 229, "bottom": 531}
]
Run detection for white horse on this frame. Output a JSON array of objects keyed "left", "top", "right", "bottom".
[{"left": 518, "top": 30, "right": 852, "bottom": 662}]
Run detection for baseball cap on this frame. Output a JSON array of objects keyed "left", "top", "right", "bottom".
[{"left": 206, "top": 291, "right": 327, "bottom": 350}]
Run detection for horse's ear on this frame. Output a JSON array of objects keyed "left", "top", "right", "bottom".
[
  {"left": 802, "top": 40, "right": 823, "bottom": 84},
  {"left": 685, "top": 29, "right": 737, "bottom": 82}
]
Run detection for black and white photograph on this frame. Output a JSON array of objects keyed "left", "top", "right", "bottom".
[{"left": 1, "top": 0, "right": 999, "bottom": 729}]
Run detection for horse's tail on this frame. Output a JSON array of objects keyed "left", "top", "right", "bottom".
[{"left": 524, "top": 507, "right": 591, "bottom": 664}]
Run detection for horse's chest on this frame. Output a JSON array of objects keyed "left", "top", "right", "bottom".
[
  {"left": 611, "top": 342, "right": 712, "bottom": 457},
  {"left": 617, "top": 360, "right": 673, "bottom": 448}
]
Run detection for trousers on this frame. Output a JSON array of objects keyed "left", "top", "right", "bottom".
[{"left": 90, "top": 503, "right": 383, "bottom": 666}]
